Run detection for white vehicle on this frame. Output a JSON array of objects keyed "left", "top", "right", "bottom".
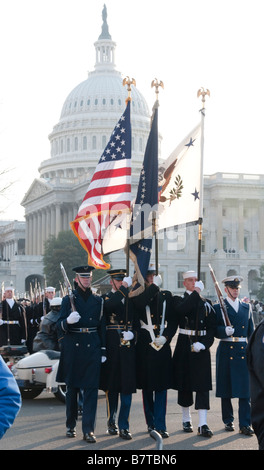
[{"left": 11, "top": 349, "right": 66, "bottom": 402}]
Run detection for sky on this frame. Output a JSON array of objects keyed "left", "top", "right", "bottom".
[{"left": 0, "top": 0, "right": 263, "bottom": 221}]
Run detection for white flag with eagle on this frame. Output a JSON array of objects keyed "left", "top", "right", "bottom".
[{"left": 157, "top": 123, "right": 202, "bottom": 231}]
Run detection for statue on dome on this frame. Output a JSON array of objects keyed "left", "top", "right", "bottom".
[{"left": 99, "top": 4, "right": 112, "bottom": 40}]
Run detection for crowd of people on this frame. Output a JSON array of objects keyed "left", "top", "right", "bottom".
[{"left": 0, "top": 264, "right": 263, "bottom": 449}]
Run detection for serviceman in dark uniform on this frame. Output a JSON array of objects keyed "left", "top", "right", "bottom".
[
  {"left": 131, "top": 264, "right": 174, "bottom": 438},
  {"left": 0, "top": 286, "right": 27, "bottom": 348},
  {"left": 215, "top": 275, "right": 254, "bottom": 435},
  {"left": 33, "top": 297, "right": 62, "bottom": 352},
  {"left": 172, "top": 271, "right": 216, "bottom": 437},
  {"left": 100, "top": 268, "right": 138, "bottom": 440},
  {"left": 56, "top": 266, "right": 106, "bottom": 443},
  {"left": 247, "top": 318, "right": 264, "bottom": 449},
  {"left": 28, "top": 286, "right": 56, "bottom": 353}
]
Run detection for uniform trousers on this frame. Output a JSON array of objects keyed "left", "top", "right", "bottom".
[
  {"left": 178, "top": 390, "right": 210, "bottom": 410},
  {"left": 106, "top": 391, "right": 132, "bottom": 430},
  {"left": 221, "top": 397, "right": 251, "bottom": 428},
  {"left": 66, "top": 386, "right": 98, "bottom": 434},
  {"left": 142, "top": 390, "right": 167, "bottom": 431}
]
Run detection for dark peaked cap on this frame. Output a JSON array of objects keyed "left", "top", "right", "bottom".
[
  {"left": 72, "top": 265, "right": 95, "bottom": 277},
  {"left": 107, "top": 269, "right": 127, "bottom": 280}
]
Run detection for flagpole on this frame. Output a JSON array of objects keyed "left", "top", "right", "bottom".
[
  {"left": 197, "top": 87, "right": 210, "bottom": 279},
  {"left": 151, "top": 79, "right": 164, "bottom": 279},
  {"left": 123, "top": 76, "right": 136, "bottom": 279}
]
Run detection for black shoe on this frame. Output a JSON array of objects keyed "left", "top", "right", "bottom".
[
  {"left": 225, "top": 422, "right": 235, "bottom": 432},
  {"left": 147, "top": 425, "right": 155, "bottom": 433},
  {"left": 197, "top": 424, "right": 213, "bottom": 437},
  {"left": 66, "top": 428, "right": 76, "bottom": 438},
  {"left": 156, "top": 430, "right": 169, "bottom": 438},
  {"left": 83, "top": 432, "right": 96, "bottom": 443},
  {"left": 107, "top": 423, "right": 119, "bottom": 435},
  {"left": 119, "top": 429, "right": 132, "bottom": 440},
  {"left": 183, "top": 421, "right": 193, "bottom": 433},
  {"left": 239, "top": 426, "right": 254, "bottom": 436}
]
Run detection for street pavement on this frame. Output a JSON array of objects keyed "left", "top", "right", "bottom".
[{"left": 0, "top": 338, "right": 259, "bottom": 453}]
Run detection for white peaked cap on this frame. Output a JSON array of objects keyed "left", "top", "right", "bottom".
[{"left": 183, "top": 270, "right": 198, "bottom": 279}]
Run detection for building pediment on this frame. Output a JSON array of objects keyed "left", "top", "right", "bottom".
[{"left": 21, "top": 178, "right": 53, "bottom": 206}]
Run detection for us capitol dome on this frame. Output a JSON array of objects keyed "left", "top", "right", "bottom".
[{"left": 38, "top": 4, "right": 157, "bottom": 183}]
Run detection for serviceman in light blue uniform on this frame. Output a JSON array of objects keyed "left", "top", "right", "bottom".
[{"left": 214, "top": 275, "right": 254, "bottom": 435}]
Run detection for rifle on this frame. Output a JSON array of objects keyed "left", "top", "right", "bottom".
[
  {"left": 60, "top": 263, "right": 76, "bottom": 312},
  {"left": 208, "top": 264, "right": 231, "bottom": 327}
]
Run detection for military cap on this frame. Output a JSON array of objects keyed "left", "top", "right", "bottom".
[
  {"left": 45, "top": 286, "right": 56, "bottom": 292},
  {"left": 72, "top": 265, "right": 94, "bottom": 277},
  {"left": 147, "top": 263, "right": 159, "bottom": 275},
  {"left": 4, "top": 286, "right": 15, "bottom": 291},
  {"left": 107, "top": 269, "right": 127, "bottom": 280},
  {"left": 49, "top": 297, "right": 62, "bottom": 307},
  {"left": 222, "top": 275, "right": 243, "bottom": 288},
  {"left": 183, "top": 270, "right": 197, "bottom": 280}
]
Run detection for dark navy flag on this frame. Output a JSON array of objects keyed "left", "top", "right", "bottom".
[{"left": 129, "top": 104, "right": 159, "bottom": 287}]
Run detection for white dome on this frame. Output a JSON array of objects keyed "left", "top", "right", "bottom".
[{"left": 60, "top": 73, "right": 149, "bottom": 120}]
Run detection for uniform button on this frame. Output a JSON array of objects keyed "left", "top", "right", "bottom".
[
  {"left": 76, "top": 343, "right": 79, "bottom": 347},
  {"left": 230, "top": 357, "right": 233, "bottom": 360},
  {"left": 241, "top": 356, "right": 245, "bottom": 359},
  {"left": 230, "top": 346, "right": 233, "bottom": 349},
  {"left": 87, "top": 344, "right": 90, "bottom": 348},
  {"left": 89, "top": 317, "right": 92, "bottom": 320}
]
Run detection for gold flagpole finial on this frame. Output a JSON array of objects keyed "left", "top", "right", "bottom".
[
  {"left": 151, "top": 78, "right": 164, "bottom": 102},
  {"left": 123, "top": 76, "right": 136, "bottom": 102},
  {"left": 197, "top": 87, "right": 210, "bottom": 108}
]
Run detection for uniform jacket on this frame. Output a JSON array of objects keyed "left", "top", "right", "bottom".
[
  {"left": 100, "top": 286, "right": 140, "bottom": 394},
  {"left": 172, "top": 290, "right": 216, "bottom": 392},
  {"left": 131, "top": 283, "right": 174, "bottom": 392},
  {"left": 215, "top": 299, "right": 254, "bottom": 398},
  {"left": 0, "top": 300, "right": 27, "bottom": 347},
  {"left": 33, "top": 309, "right": 60, "bottom": 352},
  {"left": 56, "top": 287, "right": 106, "bottom": 388},
  {"left": 0, "top": 355, "right": 21, "bottom": 439},
  {"left": 247, "top": 319, "right": 264, "bottom": 449}
]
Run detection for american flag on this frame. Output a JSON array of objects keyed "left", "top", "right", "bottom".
[
  {"left": 70, "top": 101, "right": 131, "bottom": 269},
  {"left": 130, "top": 103, "right": 159, "bottom": 288}
]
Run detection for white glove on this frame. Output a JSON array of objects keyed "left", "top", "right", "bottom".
[
  {"left": 192, "top": 342, "right": 205, "bottom": 353},
  {"left": 122, "top": 276, "right": 132, "bottom": 287},
  {"left": 67, "top": 311, "right": 81, "bottom": 324},
  {"left": 21, "top": 339, "right": 26, "bottom": 344},
  {"left": 0, "top": 319, "right": 3, "bottom": 326},
  {"left": 101, "top": 356, "right": 107, "bottom": 363},
  {"left": 195, "top": 280, "right": 204, "bottom": 292},
  {"left": 225, "top": 326, "right": 235, "bottom": 336},
  {"left": 122, "top": 330, "right": 134, "bottom": 341},
  {"left": 153, "top": 274, "right": 162, "bottom": 287},
  {"left": 155, "top": 335, "right": 167, "bottom": 346}
]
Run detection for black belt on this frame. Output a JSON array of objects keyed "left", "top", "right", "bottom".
[{"left": 70, "top": 327, "right": 98, "bottom": 333}]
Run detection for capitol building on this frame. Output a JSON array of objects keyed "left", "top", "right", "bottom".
[{"left": 0, "top": 6, "right": 264, "bottom": 300}]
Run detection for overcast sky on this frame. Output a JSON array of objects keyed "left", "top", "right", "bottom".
[{"left": 0, "top": 0, "right": 263, "bottom": 220}]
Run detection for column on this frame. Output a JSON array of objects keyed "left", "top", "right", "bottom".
[
  {"left": 41, "top": 210, "right": 46, "bottom": 254},
  {"left": 55, "top": 204, "right": 61, "bottom": 237},
  {"left": 37, "top": 211, "right": 42, "bottom": 255},
  {"left": 238, "top": 200, "right": 244, "bottom": 251},
  {"left": 259, "top": 202, "right": 264, "bottom": 252},
  {"left": 32, "top": 213, "right": 37, "bottom": 255},
  {"left": 217, "top": 200, "right": 223, "bottom": 251}
]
